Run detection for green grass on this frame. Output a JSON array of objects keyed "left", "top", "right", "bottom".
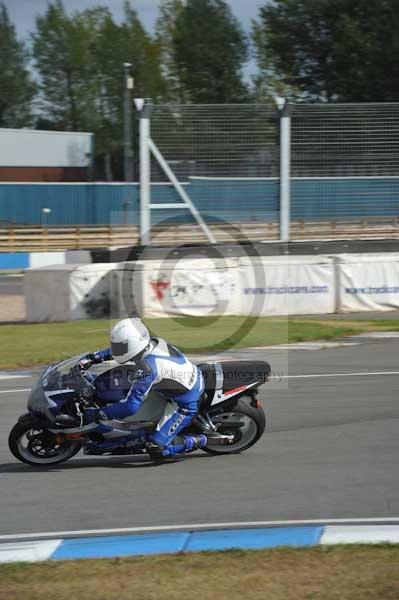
[
  {"left": 0, "top": 545, "right": 398, "bottom": 600},
  {"left": 1, "top": 315, "right": 399, "bottom": 369}
]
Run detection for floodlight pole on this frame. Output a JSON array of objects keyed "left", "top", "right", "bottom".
[{"left": 123, "top": 62, "right": 134, "bottom": 182}]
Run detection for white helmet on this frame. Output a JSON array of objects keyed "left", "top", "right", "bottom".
[{"left": 110, "top": 318, "right": 151, "bottom": 364}]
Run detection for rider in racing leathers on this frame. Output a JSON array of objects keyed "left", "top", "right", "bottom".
[{"left": 80, "top": 318, "right": 207, "bottom": 458}]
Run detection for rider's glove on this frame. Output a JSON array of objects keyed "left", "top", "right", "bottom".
[
  {"left": 79, "top": 353, "right": 104, "bottom": 370},
  {"left": 79, "top": 357, "right": 94, "bottom": 371},
  {"left": 83, "top": 407, "right": 106, "bottom": 424}
]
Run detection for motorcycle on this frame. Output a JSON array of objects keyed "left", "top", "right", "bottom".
[{"left": 8, "top": 354, "right": 270, "bottom": 466}]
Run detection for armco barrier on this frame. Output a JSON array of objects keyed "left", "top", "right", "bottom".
[
  {"left": 2, "top": 220, "right": 399, "bottom": 253},
  {"left": 0, "top": 252, "right": 30, "bottom": 269},
  {"left": 0, "top": 250, "right": 91, "bottom": 270},
  {"left": 1, "top": 523, "right": 399, "bottom": 563}
]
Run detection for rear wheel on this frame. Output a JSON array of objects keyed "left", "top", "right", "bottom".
[
  {"left": 203, "top": 397, "right": 266, "bottom": 455},
  {"left": 8, "top": 421, "right": 82, "bottom": 466}
]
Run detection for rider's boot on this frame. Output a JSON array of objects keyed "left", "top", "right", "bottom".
[
  {"left": 146, "top": 435, "right": 207, "bottom": 460},
  {"left": 162, "top": 434, "right": 207, "bottom": 457}
]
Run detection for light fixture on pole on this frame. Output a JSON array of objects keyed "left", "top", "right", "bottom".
[
  {"left": 41, "top": 207, "right": 51, "bottom": 227},
  {"left": 134, "top": 98, "right": 145, "bottom": 112},
  {"left": 273, "top": 95, "right": 287, "bottom": 111}
]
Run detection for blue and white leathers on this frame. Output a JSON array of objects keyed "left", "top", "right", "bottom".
[{"left": 91, "top": 339, "right": 205, "bottom": 456}]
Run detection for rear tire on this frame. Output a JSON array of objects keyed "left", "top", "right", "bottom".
[
  {"left": 203, "top": 397, "right": 266, "bottom": 455},
  {"left": 9, "top": 421, "right": 82, "bottom": 466}
]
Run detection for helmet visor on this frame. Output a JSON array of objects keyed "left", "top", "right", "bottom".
[{"left": 111, "top": 340, "right": 129, "bottom": 359}]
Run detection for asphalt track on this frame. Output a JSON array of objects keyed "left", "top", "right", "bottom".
[
  {"left": 0, "top": 336, "right": 398, "bottom": 536},
  {"left": 0, "top": 274, "right": 23, "bottom": 296}
]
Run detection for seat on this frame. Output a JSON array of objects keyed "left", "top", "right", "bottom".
[
  {"left": 197, "top": 363, "right": 216, "bottom": 395},
  {"left": 221, "top": 360, "right": 271, "bottom": 391},
  {"left": 197, "top": 363, "right": 217, "bottom": 411}
]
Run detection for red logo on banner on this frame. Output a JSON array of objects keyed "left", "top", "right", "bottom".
[{"left": 150, "top": 279, "right": 170, "bottom": 301}]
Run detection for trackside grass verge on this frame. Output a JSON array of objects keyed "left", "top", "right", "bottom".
[
  {"left": 1, "top": 316, "right": 399, "bottom": 369},
  {"left": 0, "top": 545, "right": 398, "bottom": 600}
]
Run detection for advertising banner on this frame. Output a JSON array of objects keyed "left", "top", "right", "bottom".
[
  {"left": 337, "top": 253, "right": 399, "bottom": 312},
  {"left": 141, "top": 258, "right": 242, "bottom": 318},
  {"left": 239, "top": 256, "right": 336, "bottom": 316},
  {"left": 138, "top": 256, "right": 335, "bottom": 318}
]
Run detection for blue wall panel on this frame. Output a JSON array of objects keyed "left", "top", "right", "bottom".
[
  {"left": 291, "top": 178, "right": 399, "bottom": 219},
  {"left": 190, "top": 178, "right": 279, "bottom": 222},
  {"left": 0, "top": 178, "right": 398, "bottom": 227},
  {"left": 0, "top": 184, "right": 140, "bottom": 226}
]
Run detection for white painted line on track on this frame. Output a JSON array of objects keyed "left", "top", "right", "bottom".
[
  {"left": 0, "top": 374, "right": 30, "bottom": 380},
  {"left": 1, "top": 370, "right": 399, "bottom": 395},
  {"left": 1, "top": 518, "right": 399, "bottom": 542},
  {"left": 0, "top": 388, "right": 30, "bottom": 394},
  {"left": 357, "top": 331, "right": 399, "bottom": 338},
  {"left": 283, "top": 371, "right": 399, "bottom": 380},
  {"left": 263, "top": 342, "right": 360, "bottom": 350}
]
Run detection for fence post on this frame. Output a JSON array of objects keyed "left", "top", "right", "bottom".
[
  {"left": 123, "top": 63, "right": 134, "bottom": 182},
  {"left": 138, "top": 100, "right": 152, "bottom": 245},
  {"left": 279, "top": 101, "right": 291, "bottom": 242}
]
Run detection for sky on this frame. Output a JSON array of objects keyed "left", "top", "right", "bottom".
[
  {"left": 3, "top": 0, "right": 265, "bottom": 38},
  {"left": 3, "top": 0, "right": 265, "bottom": 78}
]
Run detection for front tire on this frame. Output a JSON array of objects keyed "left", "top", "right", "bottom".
[
  {"left": 9, "top": 421, "right": 82, "bottom": 466},
  {"left": 203, "top": 397, "right": 266, "bottom": 455}
]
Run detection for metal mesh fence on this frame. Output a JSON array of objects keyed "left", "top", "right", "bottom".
[
  {"left": 145, "top": 102, "right": 399, "bottom": 239},
  {"left": 150, "top": 104, "right": 279, "bottom": 179},
  {"left": 291, "top": 103, "right": 399, "bottom": 177},
  {"left": 291, "top": 103, "right": 399, "bottom": 224},
  {"left": 148, "top": 104, "right": 280, "bottom": 232}
]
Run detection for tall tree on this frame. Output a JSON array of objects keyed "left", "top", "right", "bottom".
[
  {"left": 0, "top": 2, "right": 35, "bottom": 127},
  {"left": 90, "top": 1, "right": 165, "bottom": 177},
  {"left": 32, "top": 0, "right": 93, "bottom": 130},
  {"left": 155, "top": 0, "right": 186, "bottom": 100},
  {"left": 172, "top": 0, "right": 248, "bottom": 103},
  {"left": 33, "top": 1, "right": 165, "bottom": 178},
  {"left": 253, "top": 0, "right": 399, "bottom": 102}
]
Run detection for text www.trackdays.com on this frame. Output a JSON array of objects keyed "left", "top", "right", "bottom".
[{"left": 244, "top": 286, "right": 329, "bottom": 295}]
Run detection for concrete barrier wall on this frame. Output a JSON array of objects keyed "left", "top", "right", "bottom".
[
  {"left": 25, "top": 263, "right": 117, "bottom": 322},
  {"left": 24, "top": 253, "right": 399, "bottom": 322}
]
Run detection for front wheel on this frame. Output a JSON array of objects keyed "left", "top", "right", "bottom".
[
  {"left": 9, "top": 420, "right": 82, "bottom": 466},
  {"left": 203, "top": 397, "right": 266, "bottom": 455}
]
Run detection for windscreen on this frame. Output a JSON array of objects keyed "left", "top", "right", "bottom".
[
  {"left": 38, "top": 355, "right": 86, "bottom": 390},
  {"left": 27, "top": 354, "right": 91, "bottom": 417}
]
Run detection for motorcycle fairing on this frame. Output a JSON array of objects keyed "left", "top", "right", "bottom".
[{"left": 198, "top": 360, "right": 270, "bottom": 409}]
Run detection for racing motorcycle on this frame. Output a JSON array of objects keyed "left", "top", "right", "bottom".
[{"left": 8, "top": 354, "right": 270, "bottom": 466}]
